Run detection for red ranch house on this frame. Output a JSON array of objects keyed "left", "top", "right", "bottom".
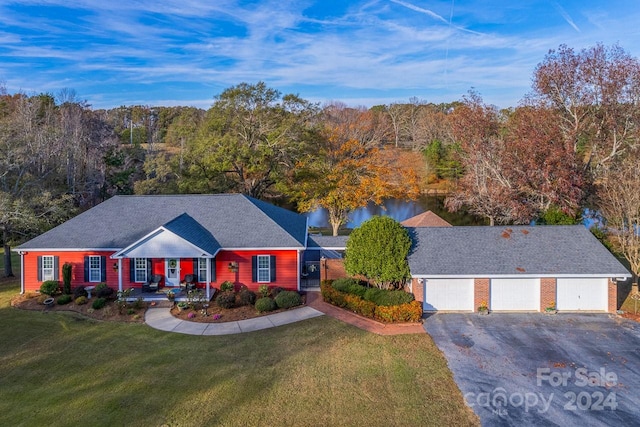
[{"left": 17, "top": 194, "right": 308, "bottom": 299}]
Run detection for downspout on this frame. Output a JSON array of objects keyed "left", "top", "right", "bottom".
[
  {"left": 297, "top": 250, "right": 301, "bottom": 291},
  {"left": 20, "top": 251, "right": 25, "bottom": 294}
]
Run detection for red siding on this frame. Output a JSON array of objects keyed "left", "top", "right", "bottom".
[
  {"left": 213, "top": 250, "right": 299, "bottom": 291},
  {"left": 23, "top": 251, "right": 119, "bottom": 292},
  {"left": 23, "top": 250, "right": 300, "bottom": 293}
]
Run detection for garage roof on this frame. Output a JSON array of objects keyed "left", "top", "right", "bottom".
[{"left": 408, "top": 225, "right": 631, "bottom": 278}]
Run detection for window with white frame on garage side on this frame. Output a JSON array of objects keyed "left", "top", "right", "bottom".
[
  {"left": 134, "top": 258, "right": 147, "bottom": 282},
  {"left": 42, "top": 256, "right": 55, "bottom": 281},
  {"left": 89, "top": 256, "right": 101, "bottom": 282},
  {"left": 198, "top": 258, "right": 208, "bottom": 282},
  {"left": 257, "top": 255, "right": 270, "bottom": 282}
]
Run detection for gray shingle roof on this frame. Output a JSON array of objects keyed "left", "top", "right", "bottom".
[
  {"left": 307, "top": 235, "right": 348, "bottom": 249},
  {"left": 17, "top": 194, "right": 307, "bottom": 250},
  {"left": 407, "top": 225, "right": 631, "bottom": 278}
]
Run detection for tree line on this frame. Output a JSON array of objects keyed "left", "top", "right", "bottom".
[{"left": 1, "top": 43, "right": 639, "bottom": 282}]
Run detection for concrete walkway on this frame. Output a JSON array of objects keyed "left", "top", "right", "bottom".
[
  {"left": 145, "top": 304, "right": 324, "bottom": 335},
  {"left": 145, "top": 291, "right": 425, "bottom": 336}
]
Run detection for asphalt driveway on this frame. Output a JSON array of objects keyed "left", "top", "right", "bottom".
[{"left": 424, "top": 313, "right": 640, "bottom": 426}]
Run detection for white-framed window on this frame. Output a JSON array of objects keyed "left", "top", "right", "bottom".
[
  {"left": 134, "top": 258, "right": 147, "bottom": 283},
  {"left": 42, "top": 255, "right": 55, "bottom": 281},
  {"left": 88, "top": 256, "right": 101, "bottom": 282},
  {"left": 198, "top": 258, "right": 208, "bottom": 282},
  {"left": 257, "top": 255, "right": 270, "bottom": 283}
]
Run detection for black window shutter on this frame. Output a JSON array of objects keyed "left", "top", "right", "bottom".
[
  {"left": 210, "top": 258, "right": 216, "bottom": 282},
  {"left": 270, "top": 255, "right": 276, "bottom": 282},
  {"left": 147, "top": 259, "right": 153, "bottom": 278},
  {"left": 37, "top": 256, "right": 43, "bottom": 281},
  {"left": 100, "top": 256, "right": 107, "bottom": 281},
  {"left": 251, "top": 256, "right": 257, "bottom": 282},
  {"left": 53, "top": 256, "right": 60, "bottom": 281},
  {"left": 129, "top": 259, "right": 135, "bottom": 282},
  {"left": 83, "top": 256, "right": 89, "bottom": 282},
  {"left": 193, "top": 258, "right": 198, "bottom": 281}
]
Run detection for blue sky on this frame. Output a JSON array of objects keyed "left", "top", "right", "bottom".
[{"left": 1, "top": 0, "right": 639, "bottom": 110}]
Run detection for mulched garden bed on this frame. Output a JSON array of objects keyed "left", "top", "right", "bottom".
[
  {"left": 170, "top": 293, "right": 307, "bottom": 323},
  {"left": 12, "top": 292, "right": 307, "bottom": 324},
  {"left": 11, "top": 294, "right": 147, "bottom": 323}
]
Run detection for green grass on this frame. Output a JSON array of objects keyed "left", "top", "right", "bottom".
[{"left": 0, "top": 280, "right": 477, "bottom": 427}]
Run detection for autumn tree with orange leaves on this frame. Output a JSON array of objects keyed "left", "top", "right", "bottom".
[{"left": 292, "top": 104, "right": 419, "bottom": 235}]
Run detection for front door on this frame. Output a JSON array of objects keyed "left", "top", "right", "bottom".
[{"left": 165, "top": 258, "right": 180, "bottom": 286}]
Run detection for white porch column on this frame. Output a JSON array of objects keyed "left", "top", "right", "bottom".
[
  {"left": 206, "top": 257, "right": 211, "bottom": 300},
  {"left": 118, "top": 258, "right": 123, "bottom": 292}
]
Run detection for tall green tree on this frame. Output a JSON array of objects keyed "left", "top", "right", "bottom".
[
  {"left": 344, "top": 216, "right": 412, "bottom": 290},
  {"left": 180, "top": 82, "right": 318, "bottom": 198}
]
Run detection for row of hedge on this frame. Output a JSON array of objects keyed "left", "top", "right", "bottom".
[
  {"left": 331, "top": 278, "right": 415, "bottom": 306},
  {"left": 320, "top": 280, "right": 422, "bottom": 323}
]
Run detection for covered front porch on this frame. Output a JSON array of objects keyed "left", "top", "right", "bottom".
[{"left": 112, "top": 213, "right": 220, "bottom": 301}]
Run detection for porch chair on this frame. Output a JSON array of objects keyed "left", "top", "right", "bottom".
[
  {"left": 181, "top": 274, "right": 197, "bottom": 291},
  {"left": 143, "top": 274, "right": 163, "bottom": 293}
]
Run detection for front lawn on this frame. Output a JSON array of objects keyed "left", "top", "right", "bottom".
[{"left": 0, "top": 280, "right": 478, "bottom": 426}]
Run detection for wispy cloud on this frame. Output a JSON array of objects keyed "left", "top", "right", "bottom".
[
  {"left": 553, "top": 2, "right": 581, "bottom": 33},
  {"left": 1, "top": 0, "right": 639, "bottom": 109},
  {"left": 389, "top": 0, "right": 448, "bottom": 24}
]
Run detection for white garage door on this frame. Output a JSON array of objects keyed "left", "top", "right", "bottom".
[
  {"left": 423, "top": 279, "right": 474, "bottom": 311},
  {"left": 557, "top": 278, "right": 608, "bottom": 311},
  {"left": 490, "top": 278, "right": 540, "bottom": 311}
]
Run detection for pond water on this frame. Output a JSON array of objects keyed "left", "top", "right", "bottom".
[{"left": 304, "top": 196, "right": 486, "bottom": 229}]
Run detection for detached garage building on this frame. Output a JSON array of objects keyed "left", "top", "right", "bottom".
[{"left": 407, "top": 225, "right": 631, "bottom": 313}]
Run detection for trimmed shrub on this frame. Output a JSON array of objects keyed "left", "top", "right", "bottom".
[
  {"left": 258, "top": 284, "right": 270, "bottom": 298},
  {"left": 374, "top": 301, "right": 423, "bottom": 323},
  {"left": 321, "top": 282, "right": 376, "bottom": 317},
  {"left": 95, "top": 284, "right": 114, "bottom": 299},
  {"left": 274, "top": 291, "right": 302, "bottom": 309},
  {"left": 237, "top": 289, "right": 256, "bottom": 306},
  {"left": 270, "top": 286, "right": 284, "bottom": 298},
  {"left": 73, "top": 286, "right": 88, "bottom": 299},
  {"left": 321, "top": 281, "right": 420, "bottom": 323},
  {"left": 40, "top": 281, "right": 60, "bottom": 296},
  {"left": 220, "top": 281, "right": 234, "bottom": 292},
  {"left": 332, "top": 278, "right": 367, "bottom": 297},
  {"left": 364, "top": 287, "right": 414, "bottom": 307},
  {"left": 255, "top": 297, "right": 277, "bottom": 313},
  {"left": 62, "top": 263, "right": 72, "bottom": 295},
  {"left": 57, "top": 294, "right": 72, "bottom": 305},
  {"left": 92, "top": 297, "right": 107, "bottom": 310},
  {"left": 216, "top": 291, "right": 236, "bottom": 309},
  {"left": 75, "top": 296, "right": 88, "bottom": 305}
]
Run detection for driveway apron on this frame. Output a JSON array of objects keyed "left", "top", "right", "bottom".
[{"left": 424, "top": 313, "right": 640, "bottom": 426}]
